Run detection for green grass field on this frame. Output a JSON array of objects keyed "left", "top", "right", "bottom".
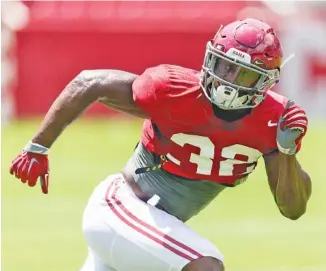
[{"left": 2, "top": 118, "right": 326, "bottom": 271}]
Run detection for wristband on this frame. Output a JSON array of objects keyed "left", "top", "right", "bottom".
[
  {"left": 277, "top": 141, "right": 296, "bottom": 155},
  {"left": 23, "top": 141, "right": 49, "bottom": 155}
]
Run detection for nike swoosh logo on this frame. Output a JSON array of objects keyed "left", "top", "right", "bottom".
[
  {"left": 268, "top": 120, "right": 278, "bottom": 127},
  {"left": 27, "top": 158, "right": 39, "bottom": 175}
]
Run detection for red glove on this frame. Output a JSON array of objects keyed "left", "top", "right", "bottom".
[{"left": 10, "top": 142, "right": 50, "bottom": 194}]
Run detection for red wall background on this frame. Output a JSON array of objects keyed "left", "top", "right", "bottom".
[
  {"left": 15, "top": 31, "right": 213, "bottom": 116},
  {"left": 14, "top": 1, "right": 251, "bottom": 117}
]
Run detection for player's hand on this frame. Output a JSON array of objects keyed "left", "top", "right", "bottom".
[
  {"left": 9, "top": 142, "right": 50, "bottom": 194},
  {"left": 277, "top": 100, "right": 308, "bottom": 155}
]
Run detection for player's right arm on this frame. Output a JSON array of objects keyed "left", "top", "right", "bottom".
[
  {"left": 9, "top": 69, "right": 150, "bottom": 193},
  {"left": 32, "top": 70, "right": 147, "bottom": 148}
]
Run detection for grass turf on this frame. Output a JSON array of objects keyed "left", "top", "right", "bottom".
[{"left": 2, "top": 118, "right": 326, "bottom": 271}]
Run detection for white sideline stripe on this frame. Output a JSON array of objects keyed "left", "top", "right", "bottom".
[{"left": 107, "top": 180, "right": 201, "bottom": 260}]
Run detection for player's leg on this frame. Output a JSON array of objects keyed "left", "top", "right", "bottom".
[
  {"left": 79, "top": 248, "right": 116, "bottom": 271},
  {"left": 82, "top": 173, "right": 224, "bottom": 271}
]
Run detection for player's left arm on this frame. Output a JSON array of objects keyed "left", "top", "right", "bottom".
[{"left": 263, "top": 101, "right": 312, "bottom": 220}]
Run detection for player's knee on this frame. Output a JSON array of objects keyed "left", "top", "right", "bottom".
[{"left": 182, "top": 256, "right": 225, "bottom": 271}]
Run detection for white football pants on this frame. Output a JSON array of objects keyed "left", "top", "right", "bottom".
[{"left": 80, "top": 174, "right": 224, "bottom": 271}]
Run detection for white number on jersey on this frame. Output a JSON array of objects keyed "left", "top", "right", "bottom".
[{"left": 166, "top": 133, "right": 262, "bottom": 176}]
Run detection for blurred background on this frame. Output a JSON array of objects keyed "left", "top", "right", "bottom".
[{"left": 1, "top": 1, "right": 326, "bottom": 271}]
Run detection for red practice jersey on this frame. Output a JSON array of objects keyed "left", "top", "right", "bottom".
[{"left": 132, "top": 64, "right": 290, "bottom": 185}]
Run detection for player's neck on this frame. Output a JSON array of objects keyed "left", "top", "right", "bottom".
[{"left": 212, "top": 104, "right": 252, "bottom": 122}]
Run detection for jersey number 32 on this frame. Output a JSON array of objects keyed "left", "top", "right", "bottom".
[{"left": 166, "top": 133, "right": 262, "bottom": 176}]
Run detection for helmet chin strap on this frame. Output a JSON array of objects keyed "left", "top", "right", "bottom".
[{"left": 281, "top": 53, "right": 295, "bottom": 69}]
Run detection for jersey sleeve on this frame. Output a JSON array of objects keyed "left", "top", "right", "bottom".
[{"left": 132, "top": 65, "right": 171, "bottom": 121}]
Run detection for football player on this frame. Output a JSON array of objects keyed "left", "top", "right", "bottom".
[{"left": 10, "top": 18, "right": 312, "bottom": 271}]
